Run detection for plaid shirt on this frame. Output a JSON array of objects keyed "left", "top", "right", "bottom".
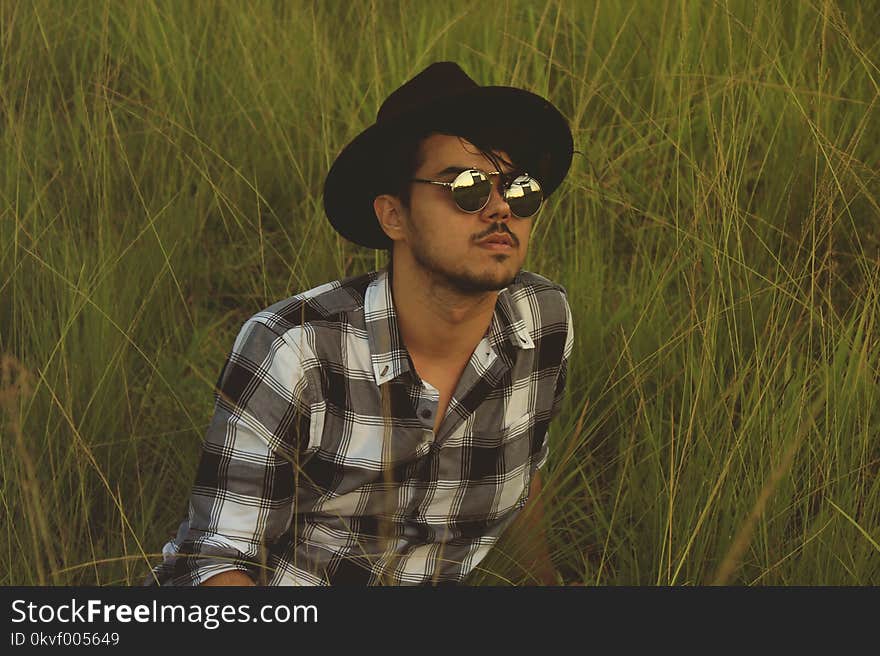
[{"left": 148, "top": 266, "right": 573, "bottom": 585}]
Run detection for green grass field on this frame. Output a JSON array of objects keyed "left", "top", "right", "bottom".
[{"left": 1, "top": 0, "right": 878, "bottom": 585}]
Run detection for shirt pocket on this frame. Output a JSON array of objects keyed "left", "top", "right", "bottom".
[{"left": 464, "top": 411, "right": 536, "bottom": 517}]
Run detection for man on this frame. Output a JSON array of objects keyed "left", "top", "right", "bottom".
[{"left": 148, "top": 62, "right": 574, "bottom": 586}]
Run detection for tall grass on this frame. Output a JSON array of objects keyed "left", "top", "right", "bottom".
[{"left": 1, "top": 0, "right": 877, "bottom": 585}]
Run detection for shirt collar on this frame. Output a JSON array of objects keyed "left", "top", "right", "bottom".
[{"left": 365, "top": 267, "right": 534, "bottom": 387}]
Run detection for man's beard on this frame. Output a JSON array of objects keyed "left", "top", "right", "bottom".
[{"left": 408, "top": 235, "right": 519, "bottom": 294}]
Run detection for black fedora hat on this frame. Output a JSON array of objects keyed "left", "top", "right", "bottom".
[{"left": 322, "top": 61, "right": 573, "bottom": 249}]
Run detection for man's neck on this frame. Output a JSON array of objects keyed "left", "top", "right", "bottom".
[{"left": 388, "top": 257, "right": 498, "bottom": 363}]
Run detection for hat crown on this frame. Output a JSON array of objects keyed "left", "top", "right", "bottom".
[{"left": 376, "top": 61, "right": 478, "bottom": 122}]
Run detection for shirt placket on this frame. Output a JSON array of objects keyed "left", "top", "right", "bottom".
[{"left": 415, "top": 379, "right": 440, "bottom": 438}]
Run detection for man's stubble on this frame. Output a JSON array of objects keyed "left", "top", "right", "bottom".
[{"left": 407, "top": 219, "right": 522, "bottom": 295}]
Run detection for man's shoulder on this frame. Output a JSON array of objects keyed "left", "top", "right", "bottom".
[
  {"left": 244, "top": 270, "right": 378, "bottom": 337},
  {"left": 507, "top": 270, "right": 570, "bottom": 311},
  {"left": 503, "top": 269, "right": 570, "bottom": 333}
]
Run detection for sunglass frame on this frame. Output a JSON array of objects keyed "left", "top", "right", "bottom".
[{"left": 411, "top": 168, "right": 543, "bottom": 218}]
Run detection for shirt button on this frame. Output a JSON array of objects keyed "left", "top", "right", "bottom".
[{"left": 420, "top": 408, "right": 432, "bottom": 419}]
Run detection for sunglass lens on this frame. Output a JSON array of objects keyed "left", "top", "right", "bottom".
[
  {"left": 506, "top": 175, "right": 543, "bottom": 218},
  {"left": 451, "top": 170, "right": 492, "bottom": 212}
]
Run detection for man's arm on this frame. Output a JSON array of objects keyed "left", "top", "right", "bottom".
[
  {"left": 502, "top": 470, "right": 559, "bottom": 585},
  {"left": 152, "top": 319, "right": 315, "bottom": 586},
  {"left": 502, "top": 290, "right": 574, "bottom": 585}
]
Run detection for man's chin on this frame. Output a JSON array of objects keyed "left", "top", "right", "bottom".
[
  {"left": 444, "top": 268, "right": 519, "bottom": 294},
  {"left": 410, "top": 247, "right": 520, "bottom": 294}
]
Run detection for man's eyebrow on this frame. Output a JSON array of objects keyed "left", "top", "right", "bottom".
[
  {"left": 432, "top": 165, "right": 471, "bottom": 177},
  {"left": 432, "top": 165, "right": 515, "bottom": 177}
]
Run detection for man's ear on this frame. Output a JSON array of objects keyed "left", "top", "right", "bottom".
[{"left": 373, "top": 195, "right": 406, "bottom": 243}]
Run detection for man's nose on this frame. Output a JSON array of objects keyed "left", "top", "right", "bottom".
[{"left": 480, "top": 177, "right": 511, "bottom": 221}]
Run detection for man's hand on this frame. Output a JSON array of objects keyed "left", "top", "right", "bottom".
[{"left": 200, "top": 570, "right": 256, "bottom": 586}]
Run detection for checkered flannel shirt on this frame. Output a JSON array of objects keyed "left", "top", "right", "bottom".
[{"left": 148, "top": 265, "right": 573, "bottom": 585}]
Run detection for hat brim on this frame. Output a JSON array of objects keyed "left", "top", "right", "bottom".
[{"left": 323, "top": 85, "right": 573, "bottom": 250}]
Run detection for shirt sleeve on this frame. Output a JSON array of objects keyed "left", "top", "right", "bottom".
[
  {"left": 147, "top": 319, "right": 316, "bottom": 586},
  {"left": 535, "top": 294, "right": 574, "bottom": 472}
]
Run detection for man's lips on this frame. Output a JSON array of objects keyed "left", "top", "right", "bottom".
[{"left": 477, "top": 234, "right": 515, "bottom": 248}]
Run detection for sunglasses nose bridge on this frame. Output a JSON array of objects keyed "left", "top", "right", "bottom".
[
  {"left": 479, "top": 173, "right": 513, "bottom": 219},
  {"left": 485, "top": 170, "right": 512, "bottom": 194}
]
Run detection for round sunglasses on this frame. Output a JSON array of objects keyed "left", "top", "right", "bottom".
[{"left": 411, "top": 168, "right": 543, "bottom": 218}]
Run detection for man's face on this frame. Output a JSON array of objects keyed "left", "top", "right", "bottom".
[{"left": 397, "top": 133, "right": 533, "bottom": 294}]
